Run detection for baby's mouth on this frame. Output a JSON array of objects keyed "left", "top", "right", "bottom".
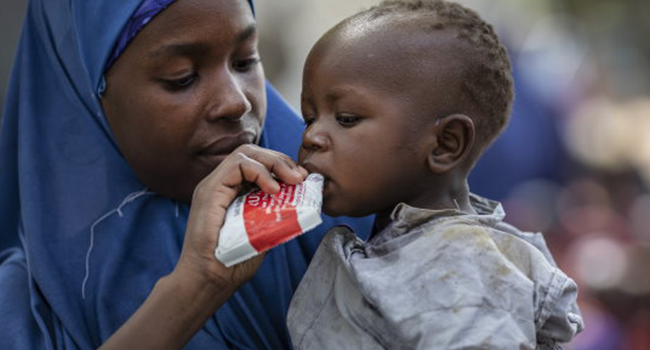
[
  {"left": 298, "top": 162, "right": 331, "bottom": 194},
  {"left": 300, "top": 163, "right": 327, "bottom": 178},
  {"left": 322, "top": 177, "right": 331, "bottom": 193}
]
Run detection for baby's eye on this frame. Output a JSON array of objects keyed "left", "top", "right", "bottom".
[
  {"left": 303, "top": 114, "right": 316, "bottom": 127},
  {"left": 233, "top": 56, "right": 261, "bottom": 73},
  {"left": 163, "top": 73, "right": 197, "bottom": 91},
  {"left": 335, "top": 114, "right": 362, "bottom": 128}
]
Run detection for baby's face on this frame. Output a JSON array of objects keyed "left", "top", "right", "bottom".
[{"left": 298, "top": 24, "right": 457, "bottom": 217}]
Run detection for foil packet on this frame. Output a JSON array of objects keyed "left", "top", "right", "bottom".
[{"left": 215, "top": 173, "right": 324, "bottom": 267}]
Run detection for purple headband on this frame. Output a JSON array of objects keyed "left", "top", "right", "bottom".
[{"left": 104, "top": 0, "right": 255, "bottom": 72}]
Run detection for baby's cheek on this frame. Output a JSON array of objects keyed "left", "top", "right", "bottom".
[
  {"left": 320, "top": 195, "right": 339, "bottom": 217},
  {"left": 321, "top": 193, "right": 353, "bottom": 218},
  {"left": 297, "top": 148, "right": 307, "bottom": 164}
]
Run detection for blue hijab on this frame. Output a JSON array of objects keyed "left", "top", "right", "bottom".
[{"left": 0, "top": 0, "right": 373, "bottom": 349}]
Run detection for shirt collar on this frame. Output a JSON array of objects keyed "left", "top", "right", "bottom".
[{"left": 388, "top": 193, "right": 506, "bottom": 231}]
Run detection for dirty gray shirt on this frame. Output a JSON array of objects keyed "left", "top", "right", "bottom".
[{"left": 287, "top": 194, "right": 584, "bottom": 350}]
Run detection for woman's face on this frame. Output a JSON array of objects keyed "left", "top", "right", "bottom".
[{"left": 102, "top": 0, "right": 266, "bottom": 203}]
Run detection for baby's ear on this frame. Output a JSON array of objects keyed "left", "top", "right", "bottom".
[{"left": 428, "top": 114, "right": 475, "bottom": 173}]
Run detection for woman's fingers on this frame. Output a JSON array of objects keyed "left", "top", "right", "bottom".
[
  {"left": 181, "top": 145, "right": 306, "bottom": 289},
  {"left": 233, "top": 144, "right": 307, "bottom": 187},
  {"left": 233, "top": 152, "right": 281, "bottom": 194},
  {"left": 195, "top": 144, "right": 306, "bottom": 202}
]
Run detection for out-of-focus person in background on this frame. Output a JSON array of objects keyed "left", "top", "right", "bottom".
[{"left": 3, "top": 0, "right": 650, "bottom": 349}]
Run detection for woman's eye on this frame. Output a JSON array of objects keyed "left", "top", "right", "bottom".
[
  {"left": 163, "top": 74, "right": 197, "bottom": 91},
  {"left": 335, "top": 115, "right": 362, "bottom": 127},
  {"left": 233, "top": 57, "right": 261, "bottom": 73}
]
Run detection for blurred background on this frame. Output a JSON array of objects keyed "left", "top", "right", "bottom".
[{"left": 2, "top": 0, "right": 650, "bottom": 348}]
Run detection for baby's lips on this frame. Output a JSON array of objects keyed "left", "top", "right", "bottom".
[
  {"left": 297, "top": 165, "right": 309, "bottom": 177},
  {"left": 299, "top": 162, "right": 328, "bottom": 180}
]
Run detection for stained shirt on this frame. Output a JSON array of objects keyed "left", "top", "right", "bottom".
[{"left": 288, "top": 194, "right": 584, "bottom": 350}]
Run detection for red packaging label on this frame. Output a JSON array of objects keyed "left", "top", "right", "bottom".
[
  {"left": 216, "top": 173, "right": 324, "bottom": 267},
  {"left": 243, "top": 182, "right": 302, "bottom": 252}
]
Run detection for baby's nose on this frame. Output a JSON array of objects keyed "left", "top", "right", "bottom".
[{"left": 301, "top": 125, "right": 329, "bottom": 152}]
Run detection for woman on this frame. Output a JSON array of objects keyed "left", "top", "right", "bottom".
[{"left": 0, "top": 0, "right": 372, "bottom": 349}]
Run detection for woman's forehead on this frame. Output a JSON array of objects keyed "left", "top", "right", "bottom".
[{"left": 105, "top": 0, "right": 255, "bottom": 73}]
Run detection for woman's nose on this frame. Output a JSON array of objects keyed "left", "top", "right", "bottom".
[{"left": 206, "top": 72, "right": 251, "bottom": 122}]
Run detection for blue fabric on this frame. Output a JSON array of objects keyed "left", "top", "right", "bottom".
[
  {"left": 104, "top": 0, "right": 179, "bottom": 71},
  {"left": 105, "top": 0, "right": 255, "bottom": 71},
  {"left": 0, "top": 0, "right": 373, "bottom": 349}
]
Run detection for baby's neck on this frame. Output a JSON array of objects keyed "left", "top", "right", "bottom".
[{"left": 372, "top": 180, "right": 476, "bottom": 234}]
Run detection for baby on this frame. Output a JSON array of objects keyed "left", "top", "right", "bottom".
[{"left": 288, "top": 1, "right": 584, "bottom": 349}]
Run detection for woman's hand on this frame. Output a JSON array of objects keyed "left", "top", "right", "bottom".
[
  {"left": 175, "top": 144, "right": 308, "bottom": 293},
  {"left": 100, "top": 145, "right": 306, "bottom": 350}
]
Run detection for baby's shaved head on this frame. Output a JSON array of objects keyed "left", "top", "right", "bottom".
[{"left": 330, "top": 0, "right": 514, "bottom": 153}]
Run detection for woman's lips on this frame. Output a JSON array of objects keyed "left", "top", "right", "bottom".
[
  {"left": 199, "top": 131, "right": 255, "bottom": 156},
  {"left": 197, "top": 131, "right": 256, "bottom": 165}
]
